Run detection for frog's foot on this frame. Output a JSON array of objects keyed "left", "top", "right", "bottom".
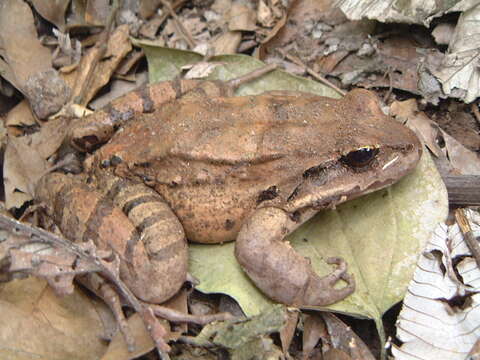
[
  {"left": 303, "top": 257, "right": 355, "bottom": 306},
  {"left": 235, "top": 207, "right": 355, "bottom": 306}
]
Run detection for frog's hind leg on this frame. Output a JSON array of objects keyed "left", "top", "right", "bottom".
[
  {"left": 94, "top": 173, "right": 188, "bottom": 303},
  {"left": 234, "top": 207, "right": 355, "bottom": 306},
  {"left": 36, "top": 172, "right": 187, "bottom": 304}
]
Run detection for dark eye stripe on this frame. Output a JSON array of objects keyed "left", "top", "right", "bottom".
[{"left": 341, "top": 147, "right": 379, "bottom": 168}]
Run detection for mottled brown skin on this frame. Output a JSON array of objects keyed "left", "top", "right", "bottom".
[{"left": 38, "top": 80, "right": 422, "bottom": 306}]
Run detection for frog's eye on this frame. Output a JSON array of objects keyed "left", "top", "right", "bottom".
[{"left": 341, "top": 146, "right": 379, "bottom": 168}]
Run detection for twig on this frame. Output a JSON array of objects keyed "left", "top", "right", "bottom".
[
  {"left": 0, "top": 215, "right": 171, "bottom": 356},
  {"left": 455, "top": 208, "right": 480, "bottom": 269},
  {"left": 227, "top": 63, "right": 277, "bottom": 91},
  {"left": 471, "top": 101, "right": 480, "bottom": 125},
  {"left": 277, "top": 49, "right": 346, "bottom": 97},
  {"left": 160, "top": 0, "right": 196, "bottom": 49},
  {"left": 382, "top": 68, "right": 393, "bottom": 103},
  {"left": 147, "top": 303, "right": 235, "bottom": 325}
]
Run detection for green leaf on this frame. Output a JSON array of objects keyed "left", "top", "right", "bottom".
[
  {"left": 132, "top": 42, "right": 340, "bottom": 98},
  {"left": 192, "top": 304, "right": 287, "bottom": 348}
]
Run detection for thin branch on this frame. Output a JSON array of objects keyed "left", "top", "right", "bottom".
[{"left": 277, "top": 49, "right": 346, "bottom": 97}]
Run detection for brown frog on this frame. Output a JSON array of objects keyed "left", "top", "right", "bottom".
[{"left": 36, "top": 73, "right": 421, "bottom": 307}]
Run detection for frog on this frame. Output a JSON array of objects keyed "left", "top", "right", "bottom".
[{"left": 35, "top": 70, "right": 422, "bottom": 307}]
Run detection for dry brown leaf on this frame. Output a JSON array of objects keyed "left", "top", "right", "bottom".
[
  {"left": 24, "top": 69, "right": 71, "bottom": 119},
  {"left": 85, "top": 0, "right": 110, "bottom": 25},
  {"left": 89, "top": 75, "right": 148, "bottom": 110},
  {"left": 4, "top": 115, "right": 67, "bottom": 210},
  {"left": 228, "top": 2, "right": 257, "bottom": 31},
  {"left": 390, "top": 98, "right": 480, "bottom": 174},
  {"left": 257, "top": 0, "right": 275, "bottom": 27},
  {"left": 0, "top": 56, "right": 17, "bottom": 89},
  {"left": 30, "top": 0, "right": 70, "bottom": 31},
  {"left": 4, "top": 136, "right": 48, "bottom": 210},
  {"left": 441, "top": 129, "right": 480, "bottom": 175},
  {"left": 320, "top": 313, "right": 375, "bottom": 360},
  {"left": 70, "top": 24, "right": 133, "bottom": 106},
  {"left": 279, "top": 309, "right": 298, "bottom": 354},
  {"left": 0, "top": 277, "right": 113, "bottom": 360},
  {"left": 302, "top": 313, "right": 325, "bottom": 359},
  {"left": 5, "top": 100, "right": 38, "bottom": 129},
  {"left": 139, "top": 0, "right": 163, "bottom": 19},
  {"left": 357, "top": 36, "right": 421, "bottom": 93},
  {"left": 213, "top": 31, "right": 242, "bottom": 55},
  {"left": 29, "top": 117, "right": 69, "bottom": 159},
  {"left": 390, "top": 99, "right": 444, "bottom": 157},
  {"left": 0, "top": 0, "right": 52, "bottom": 92},
  {"left": 102, "top": 313, "right": 172, "bottom": 360},
  {"left": 162, "top": 289, "right": 189, "bottom": 334}
]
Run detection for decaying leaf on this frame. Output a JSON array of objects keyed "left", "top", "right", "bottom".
[
  {"left": 69, "top": 24, "right": 132, "bottom": 106},
  {"left": 432, "top": 5, "right": 480, "bottom": 103},
  {"left": 0, "top": 0, "right": 52, "bottom": 92},
  {"left": 5, "top": 100, "right": 37, "bottom": 128},
  {"left": 30, "top": 0, "right": 70, "bottom": 31},
  {"left": 390, "top": 98, "right": 480, "bottom": 175},
  {"left": 321, "top": 313, "right": 376, "bottom": 359},
  {"left": 392, "top": 209, "right": 480, "bottom": 359},
  {"left": 0, "top": 277, "right": 114, "bottom": 360},
  {"left": 336, "top": 0, "right": 478, "bottom": 26},
  {"left": 4, "top": 136, "right": 48, "bottom": 210},
  {"left": 4, "top": 116, "right": 68, "bottom": 211},
  {"left": 441, "top": 129, "right": 480, "bottom": 175},
  {"left": 192, "top": 304, "right": 287, "bottom": 359},
  {"left": 390, "top": 99, "right": 444, "bottom": 157},
  {"left": 302, "top": 313, "right": 325, "bottom": 358},
  {"left": 102, "top": 314, "right": 172, "bottom": 360}
]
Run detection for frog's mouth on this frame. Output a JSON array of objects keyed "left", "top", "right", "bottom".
[{"left": 283, "top": 143, "right": 422, "bottom": 213}]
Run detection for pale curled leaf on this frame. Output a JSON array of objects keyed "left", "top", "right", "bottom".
[
  {"left": 432, "top": 5, "right": 480, "bottom": 103},
  {"left": 336, "top": 0, "right": 478, "bottom": 26},
  {"left": 392, "top": 209, "right": 480, "bottom": 360}
]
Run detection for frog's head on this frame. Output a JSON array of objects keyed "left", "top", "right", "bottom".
[{"left": 283, "top": 89, "right": 422, "bottom": 213}]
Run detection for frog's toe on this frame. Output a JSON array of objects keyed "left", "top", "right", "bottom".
[{"left": 303, "top": 267, "right": 355, "bottom": 306}]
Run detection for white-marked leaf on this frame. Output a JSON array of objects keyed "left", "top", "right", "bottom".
[{"left": 392, "top": 209, "right": 480, "bottom": 359}]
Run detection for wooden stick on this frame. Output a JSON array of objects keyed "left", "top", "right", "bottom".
[
  {"left": 455, "top": 209, "right": 480, "bottom": 269},
  {"left": 277, "top": 49, "right": 346, "bottom": 97}
]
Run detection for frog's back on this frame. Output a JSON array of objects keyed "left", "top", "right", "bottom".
[{"left": 94, "top": 90, "right": 406, "bottom": 244}]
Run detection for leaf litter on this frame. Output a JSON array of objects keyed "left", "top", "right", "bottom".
[{"left": 0, "top": 0, "right": 477, "bottom": 359}]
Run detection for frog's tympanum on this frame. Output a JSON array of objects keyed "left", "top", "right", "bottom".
[{"left": 36, "top": 76, "right": 421, "bottom": 307}]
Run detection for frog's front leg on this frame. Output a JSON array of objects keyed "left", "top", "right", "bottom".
[
  {"left": 234, "top": 207, "right": 355, "bottom": 306},
  {"left": 69, "top": 79, "right": 202, "bottom": 151}
]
